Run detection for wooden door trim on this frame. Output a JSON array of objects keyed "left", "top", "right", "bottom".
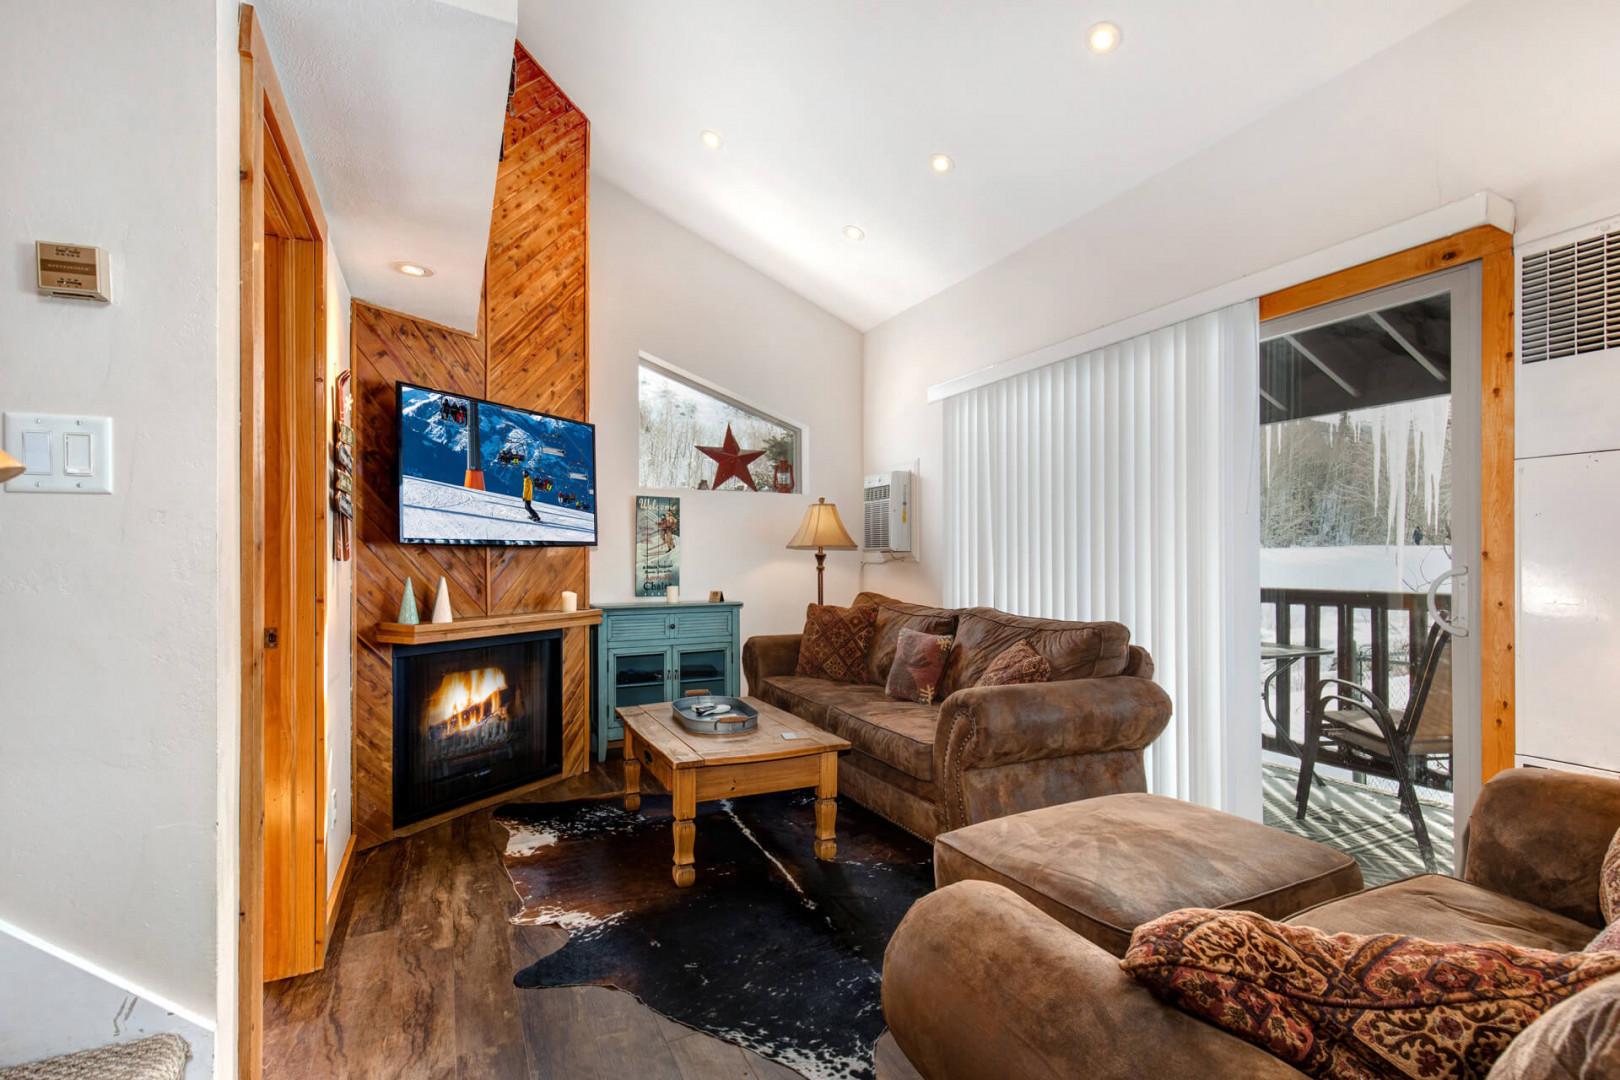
[
  {"left": 241, "top": 9, "right": 326, "bottom": 241},
  {"left": 236, "top": 11, "right": 266, "bottom": 1073},
  {"left": 1258, "top": 226, "right": 1513, "bottom": 321},
  {"left": 239, "top": 5, "right": 335, "bottom": 1075},
  {"left": 1258, "top": 224, "right": 1516, "bottom": 783}
]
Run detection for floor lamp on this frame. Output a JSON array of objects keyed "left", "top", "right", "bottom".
[
  {"left": 0, "top": 449, "right": 23, "bottom": 484},
  {"left": 787, "top": 497, "right": 857, "bottom": 605}
]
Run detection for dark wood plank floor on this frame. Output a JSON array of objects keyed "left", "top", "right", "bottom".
[{"left": 265, "top": 764, "right": 803, "bottom": 1079}]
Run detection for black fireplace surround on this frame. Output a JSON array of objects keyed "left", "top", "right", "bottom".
[{"left": 392, "top": 630, "right": 563, "bottom": 827}]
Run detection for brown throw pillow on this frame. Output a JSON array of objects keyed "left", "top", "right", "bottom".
[
  {"left": 975, "top": 639, "right": 1052, "bottom": 687},
  {"left": 795, "top": 602, "right": 877, "bottom": 684},
  {"left": 863, "top": 596, "right": 958, "bottom": 685},
  {"left": 884, "top": 628, "right": 954, "bottom": 705},
  {"left": 1122, "top": 907, "right": 1620, "bottom": 1080}
]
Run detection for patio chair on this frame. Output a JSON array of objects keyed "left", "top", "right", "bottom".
[{"left": 1295, "top": 620, "right": 1452, "bottom": 871}]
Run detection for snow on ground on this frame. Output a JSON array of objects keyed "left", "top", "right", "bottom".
[
  {"left": 402, "top": 475, "right": 595, "bottom": 545},
  {"left": 1262, "top": 544, "right": 1451, "bottom": 594}
]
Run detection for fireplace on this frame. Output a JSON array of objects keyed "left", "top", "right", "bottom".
[{"left": 392, "top": 630, "right": 563, "bottom": 827}]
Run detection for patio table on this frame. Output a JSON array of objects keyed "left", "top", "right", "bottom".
[{"left": 1262, "top": 642, "right": 1334, "bottom": 755}]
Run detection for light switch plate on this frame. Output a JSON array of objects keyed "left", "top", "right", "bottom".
[{"left": 3, "top": 413, "right": 114, "bottom": 493}]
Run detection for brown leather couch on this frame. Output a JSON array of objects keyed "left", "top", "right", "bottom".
[
  {"left": 880, "top": 768, "right": 1620, "bottom": 1078},
  {"left": 743, "top": 592, "right": 1171, "bottom": 840}
]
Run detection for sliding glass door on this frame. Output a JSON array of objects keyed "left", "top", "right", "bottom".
[{"left": 1257, "top": 266, "right": 1481, "bottom": 880}]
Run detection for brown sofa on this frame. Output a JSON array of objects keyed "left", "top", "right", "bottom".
[
  {"left": 880, "top": 767, "right": 1620, "bottom": 1079},
  {"left": 743, "top": 592, "right": 1172, "bottom": 840}
]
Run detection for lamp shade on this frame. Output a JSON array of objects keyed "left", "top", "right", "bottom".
[
  {"left": 0, "top": 449, "right": 22, "bottom": 484},
  {"left": 787, "top": 497, "right": 857, "bottom": 551}
]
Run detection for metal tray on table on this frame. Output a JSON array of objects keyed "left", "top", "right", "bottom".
[{"left": 671, "top": 695, "right": 759, "bottom": 735}]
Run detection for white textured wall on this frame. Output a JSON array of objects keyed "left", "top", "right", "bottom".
[
  {"left": 325, "top": 264, "right": 354, "bottom": 894},
  {"left": 212, "top": 0, "right": 242, "bottom": 1065},
  {"left": 589, "top": 178, "right": 865, "bottom": 643},
  {"left": 863, "top": 0, "right": 1620, "bottom": 605},
  {"left": 0, "top": 923, "right": 212, "bottom": 1079},
  {"left": 0, "top": 0, "right": 233, "bottom": 1038}
]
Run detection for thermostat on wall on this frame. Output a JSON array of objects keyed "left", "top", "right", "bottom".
[{"left": 36, "top": 241, "right": 110, "bottom": 302}]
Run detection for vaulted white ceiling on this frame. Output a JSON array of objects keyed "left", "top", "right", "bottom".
[
  {"left": 253, "top": 0, "right": 518, "bottom": 332},
  {"left": 518, "top": 0, "right": 1473, "bottom": 330}
]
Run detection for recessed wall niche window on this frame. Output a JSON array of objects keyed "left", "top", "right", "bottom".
[{"left": 637, "top": 354, "right": 802, "bottom": 493}]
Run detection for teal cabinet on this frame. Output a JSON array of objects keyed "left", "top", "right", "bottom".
[{"left": 594, "top": 600, "right": 743, "bottom": 760}]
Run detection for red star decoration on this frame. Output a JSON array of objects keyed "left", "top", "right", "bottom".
[{"left": 696, "top": 424, "right": 766, "bottom": 491}]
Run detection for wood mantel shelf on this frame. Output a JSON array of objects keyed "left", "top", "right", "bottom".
[{"left": 374, "top": 608, "right": 602, "bottom": 645}]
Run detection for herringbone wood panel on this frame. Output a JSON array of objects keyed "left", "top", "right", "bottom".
[{"left": 352, "top": 44, "right": 591, "bottom": 848}]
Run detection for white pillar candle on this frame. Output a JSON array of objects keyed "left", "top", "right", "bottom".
[
  {"left": 560, "top": 590, "right": 578, "bottom": 613},
  {"left": 665, "top": 585, "right": 680, "bottom": 603}
]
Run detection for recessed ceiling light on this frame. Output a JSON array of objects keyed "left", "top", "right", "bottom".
[
  {"left": 393, "top": 262, "right": 434, "bottom": 277},
  {"left": 1087, "top": 21, "right": 1121, "bottom": 53},
  {"left": 842, "top": 225, "right": 866, "bottom": 242},
  {"left": 930, "top": 153, "right": 954, "bottom": 174},
  {"left": 700, "top": 129, "right": 723, "bottom": 150}
]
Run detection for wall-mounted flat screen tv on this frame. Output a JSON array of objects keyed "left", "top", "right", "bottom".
[{"left": 396, "top": 382, "right": 597, "bottom": 547}]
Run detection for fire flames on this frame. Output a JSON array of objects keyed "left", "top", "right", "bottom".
[{"left": 427, "top": 666, "right": 510, "bottom": 736}]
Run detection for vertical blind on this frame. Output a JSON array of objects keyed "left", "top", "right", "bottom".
[{"left": 944, "top": 301, "right": 1262, "bottom": 815}]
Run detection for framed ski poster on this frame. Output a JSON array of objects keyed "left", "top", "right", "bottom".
[{"left": 634, "top": 496, "right": 680, "bottom": 597}]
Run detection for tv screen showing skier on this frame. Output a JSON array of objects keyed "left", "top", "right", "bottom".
[{"left": 396, "top": 382, "right": 597, "bottom": 547}]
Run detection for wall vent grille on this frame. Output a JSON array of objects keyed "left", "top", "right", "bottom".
[
  {"left": 864, "top": 484, "right": 891, "bottom": 550},
  {"left": 1520, "top": 229, "right": 1620, "bottom": 364}
]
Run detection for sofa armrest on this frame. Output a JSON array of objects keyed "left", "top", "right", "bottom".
[
  {"left": 933, "top": 676, "right": 1171, "bottom": 831},
  {"left": 882, "top": 881, "right": 1303, "bottom": 1080},
  {"left": 1462, "top": 767, "right": 1620, "bottom": 928},
  {"left": 742, "top": 634, "right": 802, "bottom": 695},
  {"left": 935, "top": 676, "right": 1171, "bottom": 774}
]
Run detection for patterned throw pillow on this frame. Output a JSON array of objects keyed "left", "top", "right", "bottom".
[
  {"left": 975, "top": 639, "right": 1052, "bottom": 687},
  {"left": 1122, "top": 908, "right": 1620, "bottom": 1080},
  {"left": 1588, "top": 921, "right": 1620, "bottom": 953},
  {"left": 1601, "top": 827, "right": 1620, "bottom": 925},
  {"left": 884, "top": 628, "right": 954, "bottom": 705},
  {"left": 795, "top": 602, "right": 877, "bottom": 684}
]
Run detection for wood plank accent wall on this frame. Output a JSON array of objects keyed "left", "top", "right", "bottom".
[{"left": 351, "top": 44, "right": 592, "bottom": 849}]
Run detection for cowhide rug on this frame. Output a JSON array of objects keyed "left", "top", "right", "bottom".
[{"left": 494, "top": 791, "right": 933, "bottom": 1079}]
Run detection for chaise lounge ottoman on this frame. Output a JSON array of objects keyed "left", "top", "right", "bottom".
[{"left": 932, "top": 791, "right": 1364, "bottom": 956}]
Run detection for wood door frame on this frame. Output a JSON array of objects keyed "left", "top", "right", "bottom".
[
  {"left": 1259, "top": 224, "right": 1516, "bottom": 783},
  {"left": 239, "top": 5, "right": 332, "bottom": 1076}
]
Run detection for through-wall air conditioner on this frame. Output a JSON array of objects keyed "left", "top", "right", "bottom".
[
  {"left": 1517, "top": 219, "right": 1620, "bottom": 460},
  {"left": 1515, "top": 215, "right": 1620, "bottom": 779},
  {"left": 863, "top": 470, "right": 912, "bottom": 553}
]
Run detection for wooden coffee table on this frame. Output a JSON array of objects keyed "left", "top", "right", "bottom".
[{"left": 617, "top": 697, "right": 851, "bottom": 886}]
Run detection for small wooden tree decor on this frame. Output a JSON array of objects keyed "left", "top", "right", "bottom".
[
  {"left": 398, "top": 577, "right": 420, "bottom": 625},
  {"left": 431, "top": 576, "right": 454, "bottom": 624}
]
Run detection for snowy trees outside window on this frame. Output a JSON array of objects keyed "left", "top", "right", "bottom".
[
  {"left": 1261, "top": 398, "right": 1452, "bottom": 550},
  {"left": 638, "top": 358, "right": 801, "bottom": 492}
]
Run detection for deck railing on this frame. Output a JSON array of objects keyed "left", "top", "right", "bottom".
[{"left": 1261, "top": 585, "right": 1438, "bottom": 759}]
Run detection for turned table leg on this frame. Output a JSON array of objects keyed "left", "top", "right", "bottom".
[
  {"left": 671, "top": 770, "right": 697, "bottom": 887},
  {"left": 814, "top": 751, "right": 838, "bottom": 861},
  {"left": 623, "top": 728, "right": 641, "bottom": 812}
]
